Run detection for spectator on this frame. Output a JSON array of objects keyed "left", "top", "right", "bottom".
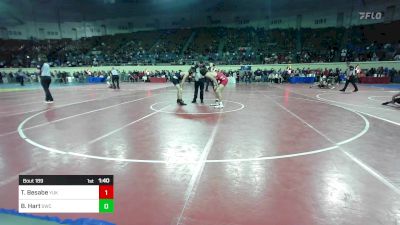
[{"left": 17, "top": 69, "right": 25, "bottom": 86}]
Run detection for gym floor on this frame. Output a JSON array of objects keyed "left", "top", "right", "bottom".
[{"left": 0, "top": 82, "right": 399, "bottom": 225}]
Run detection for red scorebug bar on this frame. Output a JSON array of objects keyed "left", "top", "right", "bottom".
[{"left": 99, "top": 185, "right": 114, "bottom": 199}]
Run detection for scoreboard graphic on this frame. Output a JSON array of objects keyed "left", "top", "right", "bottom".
[{"left": 19, "top": 175, "right": 114, "bottom": 213}]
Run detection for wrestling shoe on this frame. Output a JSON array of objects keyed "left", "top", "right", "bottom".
[
  {"left": 210, "top": 100, "right": 219, "bottom": 106},
  {"left": 178, "top": 99, "right": 187, "bottom": 106},
  {"left": 214, "top": 103, "right": 224, "bottom": 108}
]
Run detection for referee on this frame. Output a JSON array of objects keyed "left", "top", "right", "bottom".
[
  {"left": 111, "top": 67, "right": 120, "bottom": 89},
  {"left": 40, "top": 63, "right": 54, "bottom": 103},
  {"left": 192, "top": 67, "right": 205, "bottom": 104},
  {"left": 340, "top": 64, "right": 358, "bottom": 92}
]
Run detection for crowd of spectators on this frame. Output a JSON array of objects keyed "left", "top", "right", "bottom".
[
  {"left": 0, "top": 68, "right": 193, "bottom": 85},
  {"left": 1, "top": 65, "right": 399, "bottom": 86},
  {"left": 1, "top": 22, "right": 399, "bottom": 68},
  {"left": 227, "top": 66, "right": 400, "bottom": 84}
]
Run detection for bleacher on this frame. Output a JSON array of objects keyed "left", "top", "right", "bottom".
[{"left": 1, "top": 21, "right": 400, "bottom": 68}]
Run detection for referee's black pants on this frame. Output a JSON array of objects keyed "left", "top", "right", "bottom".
[
  {"left": 112, "top": 75, "right": 120, "bottom": 89},
  {"left": 342, "top": 76, "right": 358, "bottom": 91},
  {"left": 40, "top": 76, "right": 53, "bottom": 101},
  {"left": 193, "top": 78, "right": 205, "bottom": 102}
]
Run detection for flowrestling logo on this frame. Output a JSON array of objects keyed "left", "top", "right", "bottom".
[{"left": 359, "top": 12, "right": 383, "bottom": 20}]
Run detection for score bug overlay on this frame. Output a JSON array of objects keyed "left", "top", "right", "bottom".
[{"left": 19, "top": 175, "right": 114, "bottom": 213}]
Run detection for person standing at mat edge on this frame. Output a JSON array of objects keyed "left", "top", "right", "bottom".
[
  {"left": 17, "top": 69, "right": 25, "bottom": 86},
  {"left": 40, "top": 63, "right": 54, "bottom": 103},
  {"left": 111, "top": 67, "right": 120, "bottom": 89}
]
